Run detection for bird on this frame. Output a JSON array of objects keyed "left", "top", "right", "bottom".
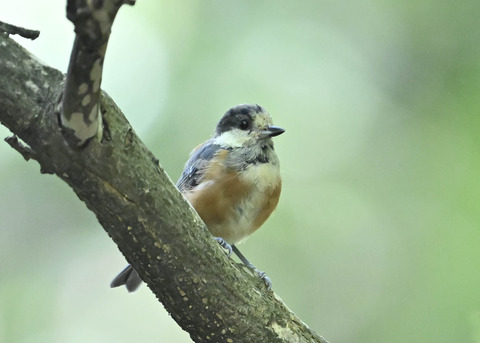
[{"left": 110, "top": 104, "right": 284, "bottom": 292}]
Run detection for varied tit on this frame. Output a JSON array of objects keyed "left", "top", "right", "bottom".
[{"left": 111, "top": 104, "right": 285, "bottom": 292}]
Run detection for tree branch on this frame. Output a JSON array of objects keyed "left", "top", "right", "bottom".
[
  {"left": 0, "top": 28, "right": 328, "bottom": 343},
  {"left": 4, "top": 135, "right": 38, "bottom": 162},
  {"left": 60, "top": 0, "right": 135, "bottom": 146},
  {"left": 0, "top": 20, "right": 40, "bottom": 39}
]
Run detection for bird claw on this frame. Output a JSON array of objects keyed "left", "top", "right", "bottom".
[
  {"left": 230, "top": 245, "right": 272, "bottom": 290},
  {"left": 239, "top": 264, "right": 272, "bottom": 290},
  {"left": 254, "top": 269, "right": 272, "bottom": 290},
  {"left": 214, "top": 237, "right": 233, "bottom": 256}
]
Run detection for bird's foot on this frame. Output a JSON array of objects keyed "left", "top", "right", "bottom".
[
  {"left": 231, "top": 245, "right": 272, "bottom": 290},
  {"left": 214, "top": 237, "right": 233, "bottom": 256},
  {"left": 254, "top": 269, "right": 272, "bottom": 290}
]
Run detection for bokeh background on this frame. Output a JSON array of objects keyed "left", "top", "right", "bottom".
[{"left": 2, "top": 1, "right": 480, "bottom": 342}]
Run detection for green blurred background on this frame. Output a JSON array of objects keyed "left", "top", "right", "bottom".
[{"left": 2, "top": 1, "right": 480, "bottom": 342}]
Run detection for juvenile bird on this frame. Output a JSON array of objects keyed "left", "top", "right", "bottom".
[{"left": 111, "top": 104, "right": 284, "bottom": 291}]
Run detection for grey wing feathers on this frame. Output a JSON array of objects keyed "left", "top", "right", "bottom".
[{"left": 176, "top": 142, "right": 224, "bottom": 192}]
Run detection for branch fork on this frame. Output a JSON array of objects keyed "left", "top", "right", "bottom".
[{"left": 0, "top": 2, "right": 328, "bottom": 341}]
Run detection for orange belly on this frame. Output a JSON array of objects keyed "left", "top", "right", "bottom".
[{"left": 183, "top": 151, "right": 281, "bottom": 244}]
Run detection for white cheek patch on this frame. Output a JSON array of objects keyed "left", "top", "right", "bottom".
[{"left": 213, "top": 129, "right": 250, "bottom": 148}]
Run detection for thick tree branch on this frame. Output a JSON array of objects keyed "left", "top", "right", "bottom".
[{"left": 0, "top": 32, "right": 327, "bottom": 343}]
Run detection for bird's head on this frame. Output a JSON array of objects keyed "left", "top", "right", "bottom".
[{"left": 213, "top": 104, "right": 284, "bottom": 148}]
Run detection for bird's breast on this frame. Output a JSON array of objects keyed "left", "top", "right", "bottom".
[
  {"left": 184, "top": 159, "right": 281, "bottom": 244},
  {"left": 238, "top": 161, "right": 281, "bottom": 192}
]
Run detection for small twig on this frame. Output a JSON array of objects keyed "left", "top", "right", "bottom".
[
  {"left": 5, "top": 135, "right": 55, "bottom": 174},
  {"left": 5, "top": 136, "right": 37, "bottom": 161},
  {"left": 0, "top": 21, "right": 40, "bottom": 40}
]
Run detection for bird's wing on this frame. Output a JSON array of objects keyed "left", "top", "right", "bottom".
[{"left": 176, "top": 141, "right": 226, "bottom": 192}]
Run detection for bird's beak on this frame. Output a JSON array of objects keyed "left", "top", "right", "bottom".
[{"left": 259, "top": 126, "right": 285, "bottom": 139}]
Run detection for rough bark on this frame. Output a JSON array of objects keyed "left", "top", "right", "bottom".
[{"left": 0, "top": 23, "right": 328, "bottom": 343}]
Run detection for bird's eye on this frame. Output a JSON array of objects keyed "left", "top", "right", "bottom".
[{"left": 239, "top": 120, "right": 250, "bottom": 130}]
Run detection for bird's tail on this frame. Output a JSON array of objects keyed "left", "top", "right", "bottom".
[{"left": 110, "top": 264, "right": 143, "bottom": 292}]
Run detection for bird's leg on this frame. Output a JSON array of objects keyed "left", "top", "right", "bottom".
[
  {"left": 214, "top": 237, "right": 233, "bottom": 256},
  {"left": 232, "top": 245, "right": 254, "bottom": 269},
  {"left": 232, "top": 245, "right": 272, "bottom": 290}
]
